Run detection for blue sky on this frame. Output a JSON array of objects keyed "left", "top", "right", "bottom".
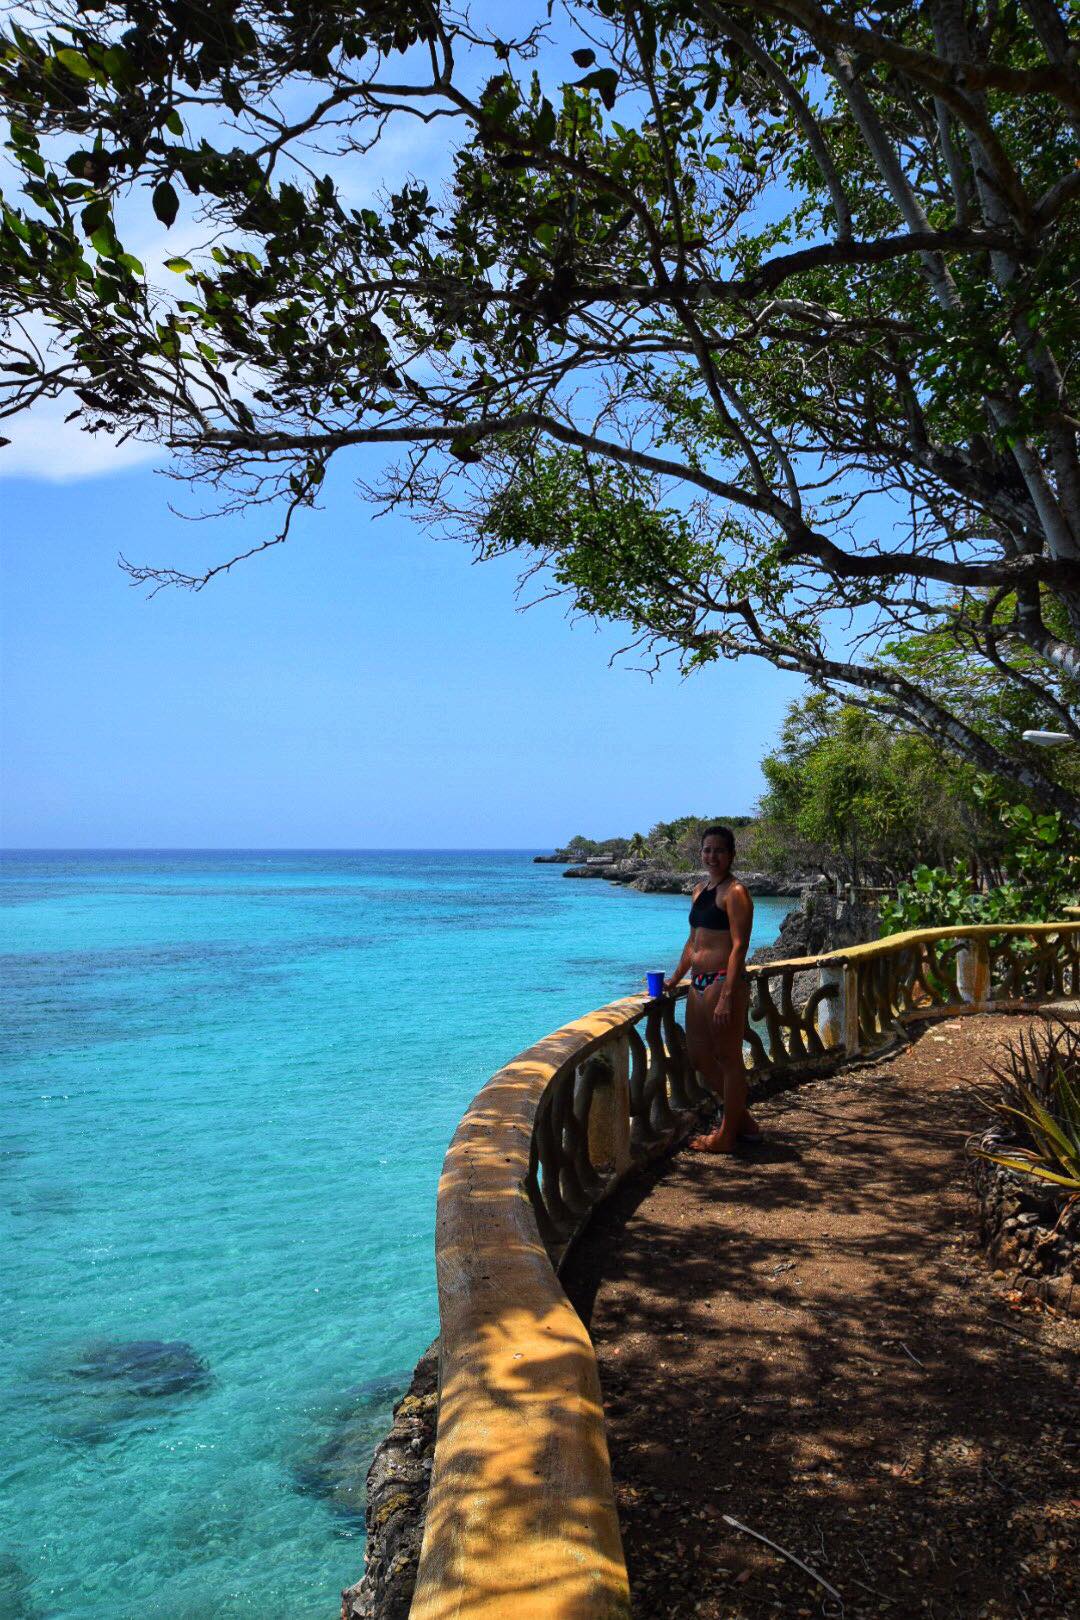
[
  {"left": 0, "top": 11, "right": 807, "bottom": 849},
  {"left": 1, "top": 448, "right": 802, "bottom": 848}
]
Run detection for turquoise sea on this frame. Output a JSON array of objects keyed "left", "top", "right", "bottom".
[{"left": 0, "top": 850, "right": 790, "bottom": 1619}]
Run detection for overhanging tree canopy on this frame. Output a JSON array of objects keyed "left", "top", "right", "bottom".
[{"left": 2, "top": 2, "right": 1078, "bottom": 813}]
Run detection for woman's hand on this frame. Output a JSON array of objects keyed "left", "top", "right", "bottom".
[{"left": 713, "top": 995, "right": 733, "bottom": 1027}]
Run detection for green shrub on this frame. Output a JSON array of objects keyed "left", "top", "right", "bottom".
[
  {"left": 972, "top": 1020, "right": 1080, "bottom": 1197},
  {"left": 881, "top": 804, "right": 1079, "bottom": 934}
]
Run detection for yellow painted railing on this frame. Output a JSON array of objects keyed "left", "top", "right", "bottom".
[{"left": 407, "top": 921, "right": 1079, "bottom": 1620}]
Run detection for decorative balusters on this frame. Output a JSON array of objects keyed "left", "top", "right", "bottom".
[
  {"left": 523, "top": 991, "right": 731, "bottom": 1251},
  {"left": 565, "top": 1060, "right": 607, "bottom": 1208},
  {"left": 855, "top": 952, "right": 884, "bottom": 1045},
  {"left": 626, "top": 1025, "right": 651, "bottom": 1156},
  {"left": 755, "top": 970, "right": 789, "bottom": 1065},
  {"left": 744, "top": 963, "right": 840, "bottom": 1071},
  {"left": 524, "top": 1125, "right": 560, "bottom": 1252},
  {"left": 744, "top": 977, "right": 772, "bottom": 1070},
  {"left": 642, "top": 1001, "right": 679, "bottom": 1136},
  {"left": 777, "top": 969, "right": 810, "bottom": 1062},
  {"left": 957, "top": 937, "right": 991, "bottom": 1007},
  {"left": 920, "top": 936, "right": 962, "bottom": 1006},
  {"left": 523, "top": 923, "right": 1080, "bottom": 1264},
  {"left": 984, "top": 928, "right": 1079, "bottom": 1005},
  {"left": 585, "top": 1046, "right": 631, "bottom": 1177},
  {"left": 662, "top": 1000, "right": 707, "bottom": 1111},
  {"left": 1056, "top": 930, "right": 1080, "bottom": 997},
  {"left": 531, "top": 1083, "right": 573, "bottom": 1244}
]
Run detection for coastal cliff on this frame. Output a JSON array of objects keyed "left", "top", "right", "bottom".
[
  {"left": 747, "top": 888, "right": 881, "bottom": 1005},
  {"left": 341, "top": 1344, "right": 438, "bottom": 1620}
]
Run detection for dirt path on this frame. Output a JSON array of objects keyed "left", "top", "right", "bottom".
[{"left": 562, "top": 1015, "right": 1079, "bottom": 1620}]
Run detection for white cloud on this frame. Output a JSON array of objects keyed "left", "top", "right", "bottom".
[{"left": 0, "top": 392, "right": 159, "bottom": 481}]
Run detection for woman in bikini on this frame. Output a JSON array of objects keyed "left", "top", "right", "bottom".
[{"left": 665, "top": 825, "right": 759, "bottom": 1152}]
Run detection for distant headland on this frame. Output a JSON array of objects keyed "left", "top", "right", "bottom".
[{"left": 534, "top": 815, "right": 807, "bottom": 899}]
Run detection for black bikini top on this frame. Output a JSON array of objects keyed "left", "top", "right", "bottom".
[{"left": 688, "top": 883, "right": 730, "bottom": 932}]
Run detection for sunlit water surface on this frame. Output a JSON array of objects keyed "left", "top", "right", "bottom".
[{"left": 1, "top": 850, "right": 790, "bottom": 1618}]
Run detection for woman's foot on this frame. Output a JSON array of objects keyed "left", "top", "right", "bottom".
[
  {"left": 694, "top": 1111, "right": 763, "bottom": 1146},
  {"left": 688, "top": 1126, "right": 740, "bottom": 1154},
  {"left": 740, "top": 1110, "right": 764, "bottom": 1143}
]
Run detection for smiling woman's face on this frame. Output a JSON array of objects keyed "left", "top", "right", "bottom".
[{"left": 701, "top": 835, "right": 732, "bottom": 875}]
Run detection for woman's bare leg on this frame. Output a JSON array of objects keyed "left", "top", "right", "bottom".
[
  {"left": 689, "top": 977, "right": 756, "bottom": 1152},
  {"left": 685, "top": 986, "right": 723, "bottom": 1099}
]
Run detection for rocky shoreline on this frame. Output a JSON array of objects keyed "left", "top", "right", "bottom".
[
  {"left": 341, "top": 1344, "right": 439, "bottom": 1620},
  {"left": 555, "top": 856, "right": 810, "bottom": 898}
]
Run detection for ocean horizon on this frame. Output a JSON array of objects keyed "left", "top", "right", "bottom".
[{"left": 1, "top": 848, "right": 791, "bottom": 1618}]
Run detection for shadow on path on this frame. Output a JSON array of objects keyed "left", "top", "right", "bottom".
[{"left": 562, "top": 1015, "right": 1080, "bottom": 1620}]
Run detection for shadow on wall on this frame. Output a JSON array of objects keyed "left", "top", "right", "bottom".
[{"left": 408, "top": 1027, "right": 638, "bottom": 1620}]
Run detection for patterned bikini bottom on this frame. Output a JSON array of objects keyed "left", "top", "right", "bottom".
[{"left": 691, "top": 969, "right": 726, "bottom": 994}]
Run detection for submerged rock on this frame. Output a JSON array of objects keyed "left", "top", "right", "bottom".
[
  {"left": 294, "top": 1373, "right": 406, "bottom": 1524},
  {"left": 0, "top": 1553, "right": 35, "bottom": 1620},
  {"left": 63, "top": 1339, "right": 211, "bottom": 1400},
  {"left": 35, "top": 1337, "right": 211, "bottom": 1442}
]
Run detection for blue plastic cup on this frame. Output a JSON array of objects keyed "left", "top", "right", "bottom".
[{"left": 646, "top": 971, "right": 665, "bottom": 999}]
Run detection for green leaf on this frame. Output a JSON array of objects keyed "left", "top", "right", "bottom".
[
  {"left": 102, "top": 45, "right": 130, "bottom": 81},
  {"left": 81, "top": 196, "right": 110, "bottom": 236},
  {"left": 972, "top": 1150, "right": 1080, "bottom": 1191},
  {"left": 533, "top": 98, "right": 557, "bottom": 146},
  {"left": 163, "top": 256, "right": 192, "bottom": 273},
  {"left": 449, "top": 434, "right": 482, "bottom": 463},
  {"left": 1015, "top": 1086, "right": 1080, "bottom": 1168},
  {"left": 56, "top": 49, "right": 94, "bottom": 82},
  {"left": 153, "top": 180, "right": 179, "bottom": 228},
  {"left": 573, "top": 68, "right": 619, "bottom": 111},
  {"left": 165, "top": 110, "right": 184, "bottom": 136}
]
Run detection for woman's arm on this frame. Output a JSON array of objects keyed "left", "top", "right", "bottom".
[
  {"left": 667, "top": 933, "right": 695, "bottom": 991},
  {"left": 714, "top": 883, "right": 754, "bottom": 1024},
  {"left": 668, "top": 884, "right": 705, "bottom": 989}
]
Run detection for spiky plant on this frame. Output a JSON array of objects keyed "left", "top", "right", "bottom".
[{"left": 972, "top": 1020, "right": 1080, "bottom": 1197}]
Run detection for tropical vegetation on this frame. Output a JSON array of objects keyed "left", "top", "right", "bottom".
[
  {"left": 974, "top": 1019, "right": 1080, "bottom": 1198},
  {"left": 751, "top": 674, "right": 1080, "bottom": 924},
  {"left": 555, "top": 812, "right": 755, "bottom": 868}
]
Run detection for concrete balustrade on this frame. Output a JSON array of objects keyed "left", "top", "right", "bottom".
[{"left": 408, "top": 921, "right": 1080, "bottom": 1619}]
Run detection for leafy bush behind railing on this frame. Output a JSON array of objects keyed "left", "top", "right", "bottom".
[{"left": 881, "top": 806, "right": 1078, "bottom": 935}]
